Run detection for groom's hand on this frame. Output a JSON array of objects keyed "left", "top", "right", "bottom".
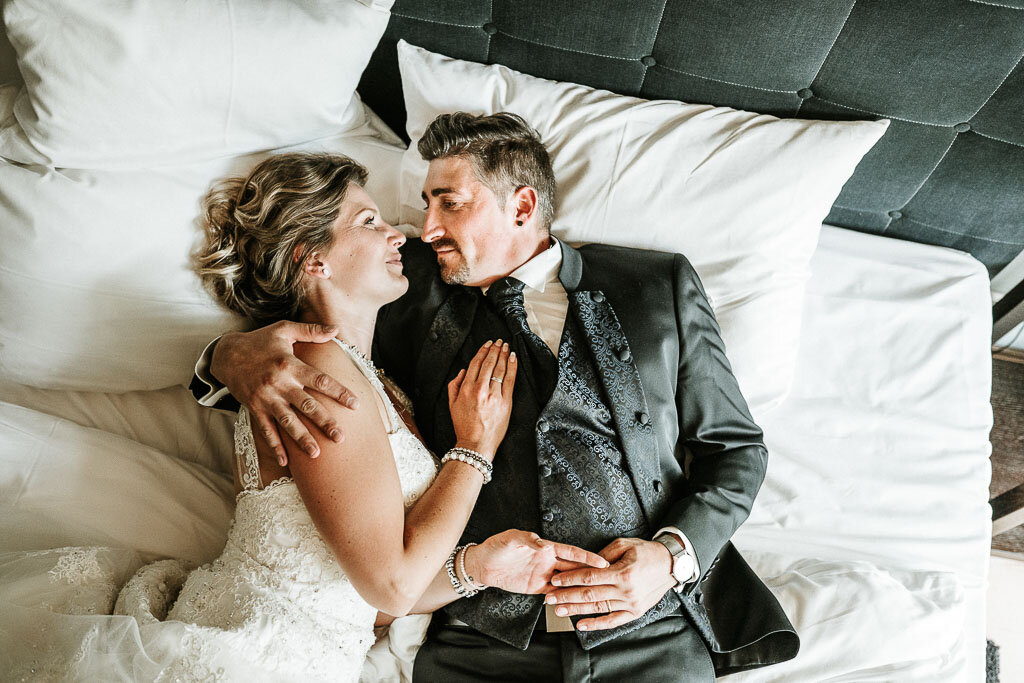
[
  {"left": 210, "top": 321, "right": 359, "bottom": 465},
  {"left": 543, "top": 537, "right": 677, "bottom": 631},
  {"left": 466, "top": 530, "right": 608, "bottom": 595}
]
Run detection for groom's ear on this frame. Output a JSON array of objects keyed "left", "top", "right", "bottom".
[{"left": 511, "top": 185, "right": 539, "bottom": 229}]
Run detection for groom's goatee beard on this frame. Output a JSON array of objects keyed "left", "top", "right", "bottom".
[
  {"left": 441, "top": 263, "right": 471, "bottom": 285},
  {"left": 433, "top": 238, "right": 470, "bottom": 284}
]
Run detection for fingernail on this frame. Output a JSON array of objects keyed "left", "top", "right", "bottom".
[
  {"left": 503, "top": 343, "right": 509, "bottom": 351},
  {"left": 556, "top": 607, "right": 567, "bottom": 616},
  {"left": 308, "top": 447, "right": 319, "bottom": 458},
  {"left": 330, "top": 430, "right": 341, "bottom": 442},
  {"left": 485, "top": 340, "right": 493, "bottom": 347},
  {"left": 346, "top": 397, "right": 359, "bottom": 409},
  {"left": 545, "top": 595, "right": 556, "bottom": 604},
  {"left": 510, "top": 352, "right": 517, "bottom": 362},
  {"left": 278, "top": 457, "right": 287, "bottom": 467},
  {"left": 578, "top": 623, "right": 588, "bottom": 631},
  {"left": 551, "top": 577, "right": 561, "bottom": 586}
]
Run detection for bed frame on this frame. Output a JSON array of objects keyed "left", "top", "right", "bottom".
[{"left": 355, "top": 0, "right": 1024, "bottom": 340}]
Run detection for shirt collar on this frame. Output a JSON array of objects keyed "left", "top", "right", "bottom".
[{"left": 482, "top": 237, "right": 562, "bottom": 295}]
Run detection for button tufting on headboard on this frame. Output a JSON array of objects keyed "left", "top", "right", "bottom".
[{"left": 359, "top": 0, "right": 1024, "bottom": 278}]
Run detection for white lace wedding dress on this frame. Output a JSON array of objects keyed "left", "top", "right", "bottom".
[{"left": 0, "top": 339, "right": 438, "bottom": 682}]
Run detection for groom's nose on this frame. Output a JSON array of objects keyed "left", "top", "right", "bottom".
[{"left": 421, "top": 206, "right": 445, "bottom": 243}]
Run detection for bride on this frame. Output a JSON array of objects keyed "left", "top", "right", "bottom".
[{"left": 0, "top": 153, "right": 604, "bottom": 682}]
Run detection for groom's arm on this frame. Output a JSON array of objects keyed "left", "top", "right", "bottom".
[{"left": 658, "top": 252, "right": 767, "bottom": 581}]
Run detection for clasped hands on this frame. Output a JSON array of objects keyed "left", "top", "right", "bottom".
[{"left": 473, "top": 533, "right": 677, "bottom": 632}]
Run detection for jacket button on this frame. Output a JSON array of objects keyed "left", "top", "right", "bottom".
[
  {"left": 429, "top": 330, "right": 438, "bottom": 341},
  {"left": 591, "top": 291, "right": 605, "bottom": 303},
  {"left": 482, "top": 23, "right": 498, "bottom": 35},
  {"left": 797, "top": 87, "right": 814, "bottom": 100},
  {"left": 542, "top": 510, "right": 554, "bottom": 522},
  {"left": 540, "top": 464, "right": 553, "bottom": 477},
  {"left": 696, "top": 591, "right": 705, "bottom": 605},
  {"left": 617, "top": 347, "right": 631, "bottom": 362},
  {"left": 640, "top": 55, "right": 656, "bottom": 67},
  {"left": 538, "top": 419, "right": 551, "bottom": 433},
  {"left": 637, "top": 411, "right": 650, "bottom": 425},
  {"left": 652, "top": 479, "right": 663, "bottom": 492}
]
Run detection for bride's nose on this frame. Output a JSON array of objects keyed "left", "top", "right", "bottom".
[{"left": 386, "top": 223, "right": 406, "bottom": 248}]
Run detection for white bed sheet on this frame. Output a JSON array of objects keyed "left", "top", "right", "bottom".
[
  {"left": 0, "top": 224, "right": 993, "bottom": 681},
  {"left": 729, "top": 225, "right": 992, "bottom": 681}
]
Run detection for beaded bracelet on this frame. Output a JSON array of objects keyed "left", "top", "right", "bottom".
[
  {"left": 457, "top": 542, "right": 487, "bottom": 593},
  {"left": 445, "top": 544, "right": 482, "bottom": 598},
  {"left": 441, "top": 447, "right": 493, "bottom": 484}
]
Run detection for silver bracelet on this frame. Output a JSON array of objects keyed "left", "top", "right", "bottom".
[
  {"left": 457, "top": 542, "right": 487, "bottom": 592},
  {"left": 441, "top": 447, "right": 493, "bottom": 484},
  {"left": 445, "top": 544, "right": 481, "bottom": 598}
]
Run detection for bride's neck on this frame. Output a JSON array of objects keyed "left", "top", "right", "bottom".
[{"left": 298, "top": 295, "right": 378, "bottom": 359}]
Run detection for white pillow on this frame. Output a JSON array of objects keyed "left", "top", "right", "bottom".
[
  {"left": 0, "top": 103, "right": 408, "bottom": 393},
  {"left": 397, "top": 41, "right": 890, "bottom": 414},
  {"left": 0, "top": 0, "right": 391, "bottom": 168}
]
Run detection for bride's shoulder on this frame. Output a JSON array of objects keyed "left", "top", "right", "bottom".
[{"left": 293, "top": 339, "right": 386, "bottom": 422}]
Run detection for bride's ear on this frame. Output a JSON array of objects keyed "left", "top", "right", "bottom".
[{"left": 298, "top": 248, "right": 332, "bottom": 279}]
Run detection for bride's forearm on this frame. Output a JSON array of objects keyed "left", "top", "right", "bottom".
[{"left": 408, "top": 562, "right": 462, "bottom": 615}]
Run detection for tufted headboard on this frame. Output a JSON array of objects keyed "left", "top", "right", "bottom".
[{"left": 357, "top": 0, "right": 1024, "bottom": 293}]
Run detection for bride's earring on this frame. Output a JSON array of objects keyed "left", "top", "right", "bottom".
[{"left": 322, "top": 266, "right": 332, "bottom": 278}]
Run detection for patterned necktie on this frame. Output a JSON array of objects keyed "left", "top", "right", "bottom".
[{"left": 486, "top": 276, "right": 559, "bottom": 402}]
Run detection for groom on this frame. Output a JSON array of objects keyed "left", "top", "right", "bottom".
[{"left": 191, "top": 112, "right": 798, "bottom": 680}]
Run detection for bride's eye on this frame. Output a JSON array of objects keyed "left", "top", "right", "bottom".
[{"left": 363, "top": 215, "right": 377, "bottom": 228}]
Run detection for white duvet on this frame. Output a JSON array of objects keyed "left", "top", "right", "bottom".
[{"left": 0, "top": 225, "right": 993, "bottom": 681}]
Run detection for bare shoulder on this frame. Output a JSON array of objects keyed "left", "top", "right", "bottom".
[{"left": 293, "top": 339, "right": 388, "bottom": 427}]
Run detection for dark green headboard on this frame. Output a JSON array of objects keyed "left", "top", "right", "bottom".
[{"left": 357, "top": 0, "right": 1024, "bottom": 280}]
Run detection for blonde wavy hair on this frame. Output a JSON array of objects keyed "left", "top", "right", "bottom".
[{"left": 195, "top": 152, "right": 368, "bottom": 325}]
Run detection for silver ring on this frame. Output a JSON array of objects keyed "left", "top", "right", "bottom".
[{"left": 490, "top": 377, "right": 503, "bottom": 384}]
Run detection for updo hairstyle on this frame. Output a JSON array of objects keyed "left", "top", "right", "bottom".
[{"left": 195, "top": 152, "right": 368, "bottom": 325}]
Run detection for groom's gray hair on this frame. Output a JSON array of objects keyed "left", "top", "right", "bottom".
[{"left": 417, "top": 112, "right": 557, "bottom": 232}]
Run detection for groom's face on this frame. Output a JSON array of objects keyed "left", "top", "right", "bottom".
[{"left": 421, "top": 156, "right": 521, "bottom": 287}]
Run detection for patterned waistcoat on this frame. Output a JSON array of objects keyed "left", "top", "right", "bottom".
[{"left": 438, "top": 294, "right": 682, "bottom": 651}]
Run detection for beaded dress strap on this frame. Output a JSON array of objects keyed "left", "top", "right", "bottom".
[{"left": 329, "top": 338, "right": 399, "bottom": 433}]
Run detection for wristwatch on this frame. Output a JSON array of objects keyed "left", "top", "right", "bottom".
[{"left": 653, "top": 532, "right": 698, "bottom": 591}]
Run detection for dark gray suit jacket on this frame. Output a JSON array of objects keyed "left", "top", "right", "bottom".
[{"left": 372, "top": 238, "right": 799, "bottom": 675}]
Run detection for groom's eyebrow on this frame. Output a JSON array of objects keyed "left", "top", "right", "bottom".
[{"left": 422, "top": 188, "right": 455, "bottom": 202}]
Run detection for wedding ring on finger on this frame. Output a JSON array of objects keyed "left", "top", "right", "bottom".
[{"left": 490, "top": 376, "right": 503, "bottom": 384}]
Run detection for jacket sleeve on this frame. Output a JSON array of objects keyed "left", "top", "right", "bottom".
[{"left": 658, "top": 253, "right": 768, "bottom": 580}]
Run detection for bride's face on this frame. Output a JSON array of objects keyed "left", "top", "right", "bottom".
[{"left": 312, "top": 183, "right": 408, "bottom": 306}]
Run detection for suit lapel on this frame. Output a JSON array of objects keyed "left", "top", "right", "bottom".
[
  {"left": 414, "top": 286, "right": 479, "bottom": 409},
  {"left": 566, "top": 286, "right": 661, "bottom": 525}
]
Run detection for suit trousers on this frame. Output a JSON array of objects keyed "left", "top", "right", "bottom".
[{"left": 412, "top": 614, "right": 715, "bottom": 682}]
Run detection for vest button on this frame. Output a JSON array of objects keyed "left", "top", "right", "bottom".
[
  {"left": 542, "top": 510, "right": 554, "bottom": 522},
  {"left": 591, "top": 291, "right": 605, "bottom": 303},
  {"left": 637, "top": 411, "right": 650, "bottom": 425},
  {"left": 617, "top": 347, "right": 631, "bottom": 362},
  {"left": 540, "top": 464, "right": 553, "bottom": 477},
  {"left": 696, "top": 591, "right": 705, "bottom": 605},
  {"left": 538, "top": 419, "right": 551, "bottom": 433},
  {"left": 429, "top": 330, "right": 438, "bottom": 341},
  {"left": 652, "top": 479, "right": 662, "bottom": 492}
]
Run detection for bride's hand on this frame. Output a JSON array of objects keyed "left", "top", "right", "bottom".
[
  {"left": 447, "top": 340, "right": 518, "bottom": 460},
  {"left": 464, "top": 530, "right": 608, "bottom": 595}
]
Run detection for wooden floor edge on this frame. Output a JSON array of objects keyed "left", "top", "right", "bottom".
[
  {"left": 991, "top": 548, "right": 1024, "bottom": 562},
  {"left": 993, "top": 347, "right": 1024, "bottom": 364}
]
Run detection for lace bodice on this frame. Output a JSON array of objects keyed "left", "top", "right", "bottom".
[{"left": 151, "top": 339, "right": 437, "bottom": 681}]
